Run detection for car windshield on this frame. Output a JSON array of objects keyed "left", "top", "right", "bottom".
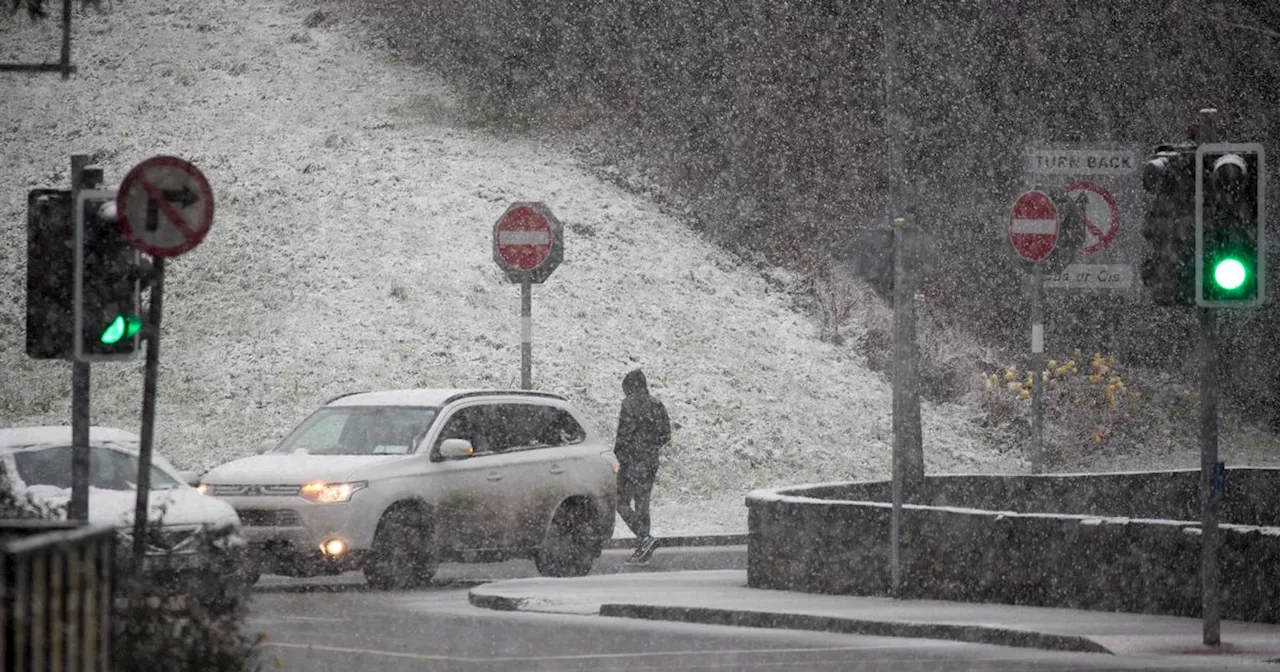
[
  {"left": 273, "top": 406, "right": 439, "bottom": 456},
  {"left": 12, "top": 445, "right": 181, "bottom": 491}
]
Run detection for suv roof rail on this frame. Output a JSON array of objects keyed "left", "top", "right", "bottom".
[
  {"left": 324, "top": 390, "right": 368, "bottom": 405},
  {"left": 443, "top": 389, "right": 567, "bottom": 405}
]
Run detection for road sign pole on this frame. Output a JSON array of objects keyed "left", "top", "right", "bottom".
[
  {"left": 130, "top": 257, "right": 165, "bottom": 584},
  {"left": 69, "top": 154, "right": 91, "bottom": 522},
  {"left": 1030, "top": 262, "right": 1045, "bottom": 474},
  {"left": 521, "top": 280, "right": 532, "bottom": 390},
  {"left": 1196, "top": 106, "right": 1222, "bottom": 647}
]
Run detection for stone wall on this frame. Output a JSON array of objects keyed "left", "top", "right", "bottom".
[{"left": 746, "top": 469, "right": 1280, "bottom": 623}]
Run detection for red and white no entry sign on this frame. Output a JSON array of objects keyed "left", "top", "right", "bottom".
[
  {"left": 1009, "top": 190, "right": 1059, "bottom": 263},
  {"left": 496, "top": 205, "right": 553, "bottom": 270},
  {"left": 492, "top": 202, "right": 563, "bottom": 284},
  {"left": 117, "top": 155, "right": 215, "bottom": 258}
]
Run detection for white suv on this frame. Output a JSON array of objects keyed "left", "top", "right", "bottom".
[{"left": 197, "top": 389, "right": 618, "bottom": 588}]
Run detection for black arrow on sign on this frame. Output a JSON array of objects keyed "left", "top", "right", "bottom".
[{"left": 145, "top": 187, "right": 200, "bottom": 232}]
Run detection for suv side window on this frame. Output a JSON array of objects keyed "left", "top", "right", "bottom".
[
  {"left": 542, "top": 407, "right": 586, "bottom": 446},
  {"left": 434, "top": 405, "right": 495, "bottom": 455},
  {"left": 487, "top": 404, "right": 587, "bottom": 452},
  {"left": 434, "top": 403, "right": 586, "bottom": 457}
]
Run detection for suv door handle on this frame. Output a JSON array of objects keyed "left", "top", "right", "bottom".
[
  {"left": 487, "top": 471, "right": 503, "bottom": 482},
  {"left": 549, "top": 464, "right": 565, "bottom": 475}
]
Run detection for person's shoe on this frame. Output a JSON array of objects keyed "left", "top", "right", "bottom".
[{"left": 635, "top": 535, "right": 659, "bottom": 564}]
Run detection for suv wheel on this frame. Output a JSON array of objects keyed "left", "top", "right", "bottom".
[
  {"left": 535, "top": 502, "right": 599, "bottom": 578},
  {"left": 364, "top": 507, "right": 437, "bottom": 590}
]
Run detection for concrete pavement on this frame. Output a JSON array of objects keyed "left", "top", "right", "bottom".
[{"left": 468, "top": 569, "right": 1280, "bottom": 668}]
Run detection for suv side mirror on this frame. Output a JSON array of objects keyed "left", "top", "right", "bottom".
[{"left": 439, "top": 439, "right": 475, "bottom": 459}]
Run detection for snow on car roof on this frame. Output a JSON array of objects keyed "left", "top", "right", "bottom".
[
  {"left": 326, "top": 389, "right": 565, "bottom": 407},
  {"left": 0, "top": 426, "right": 140, "bottom": 451}
]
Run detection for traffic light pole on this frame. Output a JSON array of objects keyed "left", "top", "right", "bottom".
[
  {"left": 1199, "top": 307, "right": 1221, "bottom": 646},
  {"left": 131, "top": 257, "right": 165, "bottom": 579},
  {"left": 69, "top": 154, "right": 91, "bottom": 522},
  {"left": 1194, "top": 107, "right": 1223, "bottom": 647}
]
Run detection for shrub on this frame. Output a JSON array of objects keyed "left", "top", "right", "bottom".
[
  {"left": 978, "top": 349, "right": 1165, "bottom": 462},
  {"left": 114, "top": 523, "right": 264, "bottom": 672}
]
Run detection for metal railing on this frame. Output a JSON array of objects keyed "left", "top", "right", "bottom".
[{"left": 2, "top": 520, "right": 115, "bottom": 672}]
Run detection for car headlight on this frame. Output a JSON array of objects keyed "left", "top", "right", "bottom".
[
  {"left": 299, "top": 481, "right": 367, "bottom": 503},
  {"left": 196, "top": 483, "right": 210, "bottom": 495}
]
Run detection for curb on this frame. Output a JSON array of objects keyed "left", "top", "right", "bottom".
[
  {"left": 467, "top": 590, "right": 524, "bottom": 612},
  {"left": 604, "top": 534, "right": 748, "bottom": 550},
  {"left": 596, "top": 604, "right": 1114, "bottom": 656}
]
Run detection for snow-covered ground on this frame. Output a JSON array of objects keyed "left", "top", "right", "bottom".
[{"left": 1, "top": 0, "right": 1017, "bottom": 535}]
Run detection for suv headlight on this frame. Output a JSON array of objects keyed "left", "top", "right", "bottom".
[{"left": 300, "top": 481, "right": 367, "bottom": 503}]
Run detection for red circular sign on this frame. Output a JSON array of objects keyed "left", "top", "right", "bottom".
[
  {"left": 116, "top": 155, "right": 215, "bottom": 258},
  {"left": 495, "top": 205, "right": 553, "bottom": 271},
  {"left": 1009, "top": 191, "right": 1059, "bottom": 263}
]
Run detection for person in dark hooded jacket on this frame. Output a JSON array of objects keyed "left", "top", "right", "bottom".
[{"left": 614, "top": 369, "right": 671, "bottom": 564}]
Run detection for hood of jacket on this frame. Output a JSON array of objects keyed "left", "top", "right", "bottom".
[{"left": 622, "top": 369, "right": 649, "bottom": 397}]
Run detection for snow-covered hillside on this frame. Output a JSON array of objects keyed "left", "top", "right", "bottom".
[{"left": 1, "top": 0, "right": 1014, "bottom": 532}]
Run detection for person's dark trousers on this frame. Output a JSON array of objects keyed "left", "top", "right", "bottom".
[{"left": 616, "top": 467, "right": 654, "bottom": 540}]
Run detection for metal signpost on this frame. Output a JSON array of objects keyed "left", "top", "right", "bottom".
[
  {"left": 492, "top": 203, "right": 564, "bottom": 389},
  {"left": 1009, "top": 190, "right": 1060, "bottom": 473},
  {"left": 116, "top": 155, "right": 215, "bottom": 574}
]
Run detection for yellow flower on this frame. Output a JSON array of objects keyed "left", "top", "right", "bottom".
[
  {"left": 1018, "top": 389, "right": 1031, "bottom": 400},
  {"left": 1048, "top": 359, "right": 1058, "bottom": 369},
  {"left": 1003, "top": 370, "right": 1016, "bottom": 382}
]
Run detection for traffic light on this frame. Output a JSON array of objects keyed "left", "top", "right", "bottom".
[
  {"left": 75, "top": 189, "right": 143, "bottom": 361},
  {"left": 1196, "top": 143, "right": 1267, "bottom": 307},
  {"left": 26, "top": 189, "right": 75, "bottom": 359},
  {"left": 1141, "top": 144, "right": 1196, "bottom": 306}
]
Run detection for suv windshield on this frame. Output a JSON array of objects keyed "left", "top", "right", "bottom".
[
  {"left": 274, "top": 406, "right": 439, "bottom": 456},
  {"left": 12, "top": 445, "right": 180, "bottom": 491}
]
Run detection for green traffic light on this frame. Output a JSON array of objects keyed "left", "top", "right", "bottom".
[
  {"left": 100, "top": 313, "right": 141, "bottom": 345},
  {"left": 1213, "top": 258, "right": 1247, "bottom": 291}
]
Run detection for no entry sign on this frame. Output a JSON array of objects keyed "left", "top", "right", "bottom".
[
  {"left": 493, "top": 202, "right": 563, "bottom": 283},
  {"left": 1009, "top": 191, "right": 1059, "bottom": 263},
  {"left": 117, "top": 155, "right": 214, "bottom": 258}
]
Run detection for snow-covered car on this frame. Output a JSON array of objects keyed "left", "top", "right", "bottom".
[
  {"left": 0, "top": 426, "right": 245, "bottom": 587},
  {"left": 198, "top": 389, "right": 619, "bottom": 589}
]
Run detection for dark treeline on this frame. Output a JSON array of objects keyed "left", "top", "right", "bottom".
[{"left": 352, "top": 0, "right": 1280, "bottom": 424}]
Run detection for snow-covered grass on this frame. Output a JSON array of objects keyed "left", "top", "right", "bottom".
[
  {"left": 0, "top": 0, "right": 1007, "bottom": 534},
  {"left": 6, "top": 0, "right": 1271, "bottom": 537}
]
